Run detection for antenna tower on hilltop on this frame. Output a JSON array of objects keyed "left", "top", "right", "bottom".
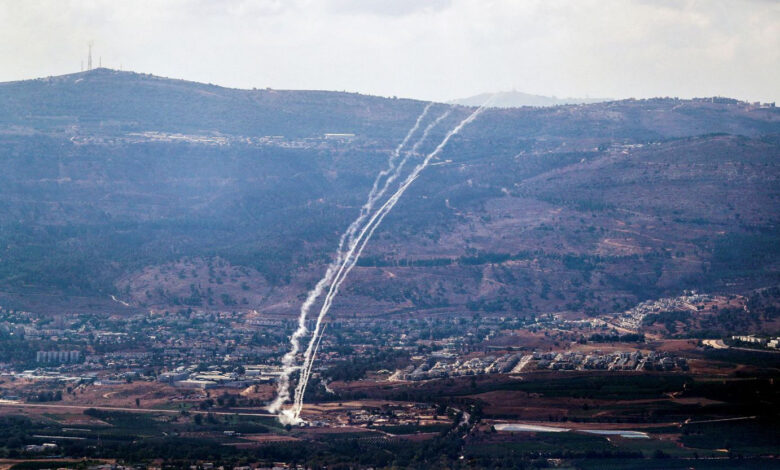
[{"left": 87, "top": 41, "right": 93, "bottom": 71}]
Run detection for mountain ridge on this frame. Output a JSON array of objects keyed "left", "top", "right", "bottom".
[{"left": 0, "top": 70, "right": 778, "bottom": 318}]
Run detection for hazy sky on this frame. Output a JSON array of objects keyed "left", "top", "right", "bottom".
[{"left": 1, "top": 0, "right": 778, "bottom": 102}]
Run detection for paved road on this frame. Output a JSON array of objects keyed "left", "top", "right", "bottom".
[
  {"left": 685, "top": 415, "right": 756, "bottom": 425},
  {"left": 0, "top": 401, "right": 276, "bottom": 418}
]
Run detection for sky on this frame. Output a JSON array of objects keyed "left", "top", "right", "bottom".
[{"left": 1, "top": 0, "right": 778, "bottom": 103}]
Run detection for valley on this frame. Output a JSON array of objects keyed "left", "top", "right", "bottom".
[{"left": 0, "top": 69, "right": 777, "bottom": 469}]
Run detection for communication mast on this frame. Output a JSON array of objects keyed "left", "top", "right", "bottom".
[{"left": 87, "top": 41, "right": 93, "bottom": 71}]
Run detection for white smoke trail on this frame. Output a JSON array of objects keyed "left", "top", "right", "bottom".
[
  {"left": 288, "top": 103, "right": 491, "bottom": 422},
  {"left": 368, "top": 109, "right": 451, "bottom": 217},
  {"left": 290, "top": 110, "right": 451, "bottom": 413},
  {"left": 267, "top": 103, "right": 432, "bottom": 415},
  {"left": 362, "top": 103, "right": 434, "bottom": 218}
]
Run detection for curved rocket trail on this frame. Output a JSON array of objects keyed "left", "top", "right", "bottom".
[
  {"left": 290, "top": 110, "right": 451, "bottom": 415},
  {"left": 268, "top": 103, "right": 432, "bottom": 414},
  {"left": 287, "top": 103, "right": 490, "bottom": 423}
]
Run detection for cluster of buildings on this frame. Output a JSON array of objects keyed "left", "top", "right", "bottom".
[
  {"left": 612, "top": 291, "right": 713, "bottom": 330},
  {"left": 158, "top": 364, "right": 282, "bottom": 390},
  {"left": 528, "top": 350, "right": 687, "bottom": 372},
  {"left": 1, "top": 299, "right": 701, "bottom": 396},
  {"left": 89, "top": 464, "right": 294, "bottom": 470},
  {"left": 111, "top": 131, "right": 360, "bottom": 150},
  {"left": 0, "top": 306, "right": 292, "bottom": 372},
  {"left": 125, "top": 131, "right": 230, "bottom": 145},
  {"left": 395, "top": 355, "right": 504, "bottom": 381},
  {"left": 333, "top": 402, "right": 441, "bottom": 428},
  {"left": 23, "top": 442, "right": 58, "bottom": 453},
  {"left": 395, "top": 349, "right": 687, "bottom": 381},
  {"left": 731, "top": 335, "right": 780, "bottom": 349},
  {"left": 35, "top": 350, "right": 80, "bottom": 363}
]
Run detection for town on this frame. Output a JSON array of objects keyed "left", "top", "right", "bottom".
[{"left": 0, "top": 293, "right": 747, "bottom": 400}]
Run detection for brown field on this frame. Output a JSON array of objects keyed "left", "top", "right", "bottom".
[
  {"left": 240, "top": 434, "right": 301, "bottom": 442},
  {"left": 0, "top": 459, "right": 114, "bottom": 470}
]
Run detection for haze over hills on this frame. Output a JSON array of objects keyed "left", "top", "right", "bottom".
[
  {"left": 450, "top": 90, "right": 610, "bottom": 108},
  {"left": 4, "top": 2, "right": 780, "bottom": 466},
  {"left": 0, "top": 68, "right": 778, "bottom": 321}
]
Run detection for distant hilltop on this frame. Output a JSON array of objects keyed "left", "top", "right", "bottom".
[{"left": 451, "top": 90, "right": 610, "bottom": 108}]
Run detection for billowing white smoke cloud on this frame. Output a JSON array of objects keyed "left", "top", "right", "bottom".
[{"left": 271, "top": 99, "right": 492, "bottom": 424}]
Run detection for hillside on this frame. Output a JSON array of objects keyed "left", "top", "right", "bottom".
[
  {"left": 0, "top": 69, "right": 778, "bottom": 319},
  {"left": 0, "top": 68, "right": 424, "bottom": 139},
  {"left": 451, "top": 90, "right": 608, "bottom": 108}
]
